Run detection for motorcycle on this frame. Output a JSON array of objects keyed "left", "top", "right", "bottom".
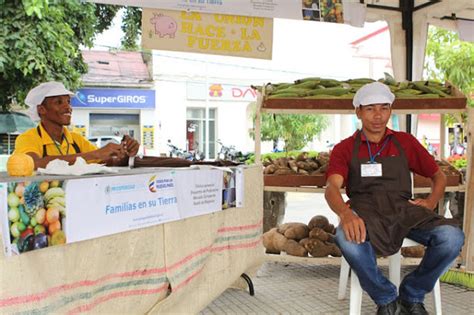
[
  {"left": 190, "top": 141, "right": 205, "bottom": 161},
  {"left": 216, "top": 140, "right": 252, "bottom": 163},
  {"left": 168, "top": 140, "right": 205, "bottom": 161},
  {"left": 167, "top": 140, "right": 194, "bottom": 160}
]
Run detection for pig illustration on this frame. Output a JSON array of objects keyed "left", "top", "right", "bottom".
[{"left": 150, "top": 13, "right": 178, "bottom": 38}]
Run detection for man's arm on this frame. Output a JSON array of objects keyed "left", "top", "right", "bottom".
[
  {"left": 325, "top": 174, "right": 366, "bottom": 244},
  {"left": 409, "top": 169, "right": 447, "bottom": 210},
  {"left": 28, "top": 143, "right": 126, "bottom": 169}
]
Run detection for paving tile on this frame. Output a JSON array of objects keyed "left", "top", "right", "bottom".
[{"left": 200, "top": 261, "right": 474, "bottom": 314}]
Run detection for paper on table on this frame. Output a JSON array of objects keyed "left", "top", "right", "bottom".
[{"left": 37, "top": 157, "right": 118, "bottom": 176}]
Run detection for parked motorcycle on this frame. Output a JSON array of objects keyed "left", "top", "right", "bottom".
[
  {"left": 167, "top": 140, "right": 205, "bottom": 161},
  {"left": 216, "top": 140, "right": 252, "bottom": 163},
  {"left": 167, "top": 140, "right": 194, "bottom": 160}
]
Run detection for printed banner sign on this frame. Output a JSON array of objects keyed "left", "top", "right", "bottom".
[
  {"left": 65, "top": 172, "right": 179, "bottom": 243},
  {"left": 71, "top": 88, "right": 156, "bottom": 109},
  {"left": 142, "top": 9, "right": 273, "bottom": 59},
  {"left": 302, "top": 0, "right": 344, "bottom": 23},
  {"left": 0, "top": 183, "right": 9, "bottom": 255},
  {"left": 142, "top": 125, "right": 155, "bottom": 149},
  {"left": 0, "top": 168, "right": 244, "bottom": 256},
  {"left": 174, "top": 169, "right": 223, "bottom": 218},
  {"left": 95, "top": 0, "right": 302, "bottom": 20},
  {"left": 1, "top": 180, "right": 67, "bottom": 256}
]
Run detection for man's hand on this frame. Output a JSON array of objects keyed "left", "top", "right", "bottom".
[
  {"left": 121, "top": 135, "right": 140, "bottom": 157},
  {"left": 409, "top": 198, "right": 437, "bottom": 210},
  {"left": 325, "top": 173, "right": 366, "bottom": 244},
  {"left": 95, "top": 143, "right": 126, "bottom": 163},
  {"left": 340, "top": 208, "right": 366, "bottom": 244},
  {"left": 408, "top": 169, "right": 446, "bottom": 211}
]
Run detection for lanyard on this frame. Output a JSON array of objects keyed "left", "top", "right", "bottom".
[
  {"left": 362, "top": 131, "right": 391, "bottom": 163},
  {"left": 53, "top": 136, "right": 70, "bottom": 156}
]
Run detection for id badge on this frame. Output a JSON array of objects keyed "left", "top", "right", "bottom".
[{"left": 361, "top": 163, "right": 382, "bottom": 177}]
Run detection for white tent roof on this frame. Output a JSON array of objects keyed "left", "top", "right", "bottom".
[{"left": 92, "top": 0, "right": 472, "bottom": 80}]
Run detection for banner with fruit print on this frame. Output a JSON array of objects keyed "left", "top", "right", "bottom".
[
  {"left": 1, "top": 180, "right": 66, "bottom": 256},
  {"left": 64, "top": 171, "right": 180, "bottom": 243}
]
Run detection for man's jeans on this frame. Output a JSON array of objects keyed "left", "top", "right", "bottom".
[{"left": 335, "top": 225, "right": 464, "bottom": 305}]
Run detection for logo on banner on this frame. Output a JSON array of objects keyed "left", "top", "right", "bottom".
[
  {"left": 148, "top": 176, "right": 157, "bottom": 193},
  {"left": 75, "top": 91, "right": 88, "bottom": 106},
  {"left": 150, "top": 13, "right": 178, "bottom": 38},
  {"left": 148, "top": 175, "right": 175, "bottom": 193}
]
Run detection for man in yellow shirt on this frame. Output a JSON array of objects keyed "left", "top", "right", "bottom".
[{"left": 15, "top": 81, "right": 139, "bottom": 169}]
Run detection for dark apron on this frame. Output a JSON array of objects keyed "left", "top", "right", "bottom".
[
  {"left": 36, "top": 126, "right": 81, "bottom": 157},
  {"left": 347, "top": 131, "right": 457, "bottom": 256}
]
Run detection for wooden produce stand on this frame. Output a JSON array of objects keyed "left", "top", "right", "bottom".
[
  {"left": 254, "top": 87, "right": 473, "bottom": 269},
  {"left": 0, "top": 166, "right": 264, "bottom": 314}
]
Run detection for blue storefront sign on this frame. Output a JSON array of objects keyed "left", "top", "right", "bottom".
[{"left": 72, "top": 88, "right": 155, "bottom": 109}]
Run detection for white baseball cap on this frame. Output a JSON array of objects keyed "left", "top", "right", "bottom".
[
  {"left": 353, "top": 82, "right": 395, "bottom": 108},
  {"left": 25, "top": 81, "right": 74, "bottom": 121}
]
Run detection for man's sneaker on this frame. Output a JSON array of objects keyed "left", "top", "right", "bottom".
[
  {"left": 376, "top": 299, "right": 400, "bottom": 315},
  {"left": 399, "top": 299, "right": 428, "bottom": 315}
]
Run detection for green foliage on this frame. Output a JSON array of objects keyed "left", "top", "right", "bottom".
[
  {"left": 121, "top": 6, "right": 142, "bottom": 50},
  {"left": 0, "top": 1, "right": 98, "bottom": 111},
  {"left": 95, "top": 4, "right": 121, "bottom": 34},
  {"left": 425, "top": 26, "right": 474, "bottom": 125},
  {"left": 251, "top": 112, "right": 329, "bottom": 152},
  {"left": 245, "top": 150, "right": 319, "bottom": 165},
  {"left": 0, "top": 1, "right": 125, "bottom": 112}
]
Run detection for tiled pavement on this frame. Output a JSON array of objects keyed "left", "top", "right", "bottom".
[{"left": 201, "top": 257, "right": 473, "bottom": 315}]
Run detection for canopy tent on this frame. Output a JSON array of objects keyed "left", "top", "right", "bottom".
[
  {"left": 92, "top": 0, "right": 473, "bottom": 80},
  {"left": 0, "top": 111, "right": 35, "bottom": 134},
  {"left": 91, "top": 0, "right": 474, "bottom": 270},
  {"left": 361, "top": 0, "right": 473, "bottom": 81}
]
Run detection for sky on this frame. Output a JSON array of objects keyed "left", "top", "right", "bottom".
[{"left": 92, "top": 12, "right": 391, "bottom": 81}]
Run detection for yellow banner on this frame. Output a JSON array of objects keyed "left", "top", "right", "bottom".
[{"left": 142, "top": 9, "right": 273, "bottom": 60}]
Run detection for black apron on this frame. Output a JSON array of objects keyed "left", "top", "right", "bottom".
[
  {"left": 36, "top": 126, "right": 81, "bottom": 157},
  {"left": 347, "top": 131, "right": 457, "bottom": 256}
]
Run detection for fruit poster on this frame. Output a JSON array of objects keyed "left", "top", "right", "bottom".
[
  {"left": 65, "top": 171, "right": 180, "bottom": 244},
  {"left": 142, "top": 9, "right": 273, "bottom": 59},
  {"left": 222, "top": 167, "right": 245, "bottom": 209},
  {"left": 1, "top": 180, "right": 66, "bottom": 256},
  {"left": 302, "top": 0, "right": 344, "bottom": 23}
]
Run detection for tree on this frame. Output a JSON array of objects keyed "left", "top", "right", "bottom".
[
  {"left": 120, "top": 6, "right": 142, "bottom": 50},
  {"left": 0, "top": 1, "right": 120, "bottom": 111},
  {"left": 249, "top": 103, "right": 329, "bottom": 152},
  {"left": 424, "top": 26, "right": 474, "bottom": 125}
]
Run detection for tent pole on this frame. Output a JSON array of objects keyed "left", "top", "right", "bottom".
[{"left": 401, "top": 0, "right": 414, "bottom": 133}]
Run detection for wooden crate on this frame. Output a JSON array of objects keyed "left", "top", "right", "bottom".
[
  {"left": 264, "top": 174, "right": 326, "bottom": 187},
  {"left": 264, "top": 162, "right": 462, "bottom": 188},
  {"left": 262, "top": 83, "right": 467, "bottom": 111},
  {"left": 414, "top": 161, "right": 462, "bottom": 187}
]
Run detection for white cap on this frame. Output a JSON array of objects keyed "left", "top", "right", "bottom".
[
  {"left": 353, "top": 82, "right": 395, "bottom": 108},
  {"left": 25, "top": 81, "right": 74, "bottom": 121}
]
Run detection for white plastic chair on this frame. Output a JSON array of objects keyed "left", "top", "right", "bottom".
[{"left": 337, "top": 238, "right": 442, "bottom": 315}]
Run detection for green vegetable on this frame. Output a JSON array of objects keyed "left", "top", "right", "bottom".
[{"left": 18, "top": 204, "right": 30, "bottom": 225}]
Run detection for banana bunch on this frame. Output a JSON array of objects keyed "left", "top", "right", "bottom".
[
  {"left": 253, "top": 74, "right": 454, "bottom": 100},
  {"left": 44, "top": 187, "right": 66, "bottom": 217}
]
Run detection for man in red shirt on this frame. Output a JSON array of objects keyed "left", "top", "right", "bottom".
[{"left": 325, "top": 82, "right": 464, "bottom": 315}]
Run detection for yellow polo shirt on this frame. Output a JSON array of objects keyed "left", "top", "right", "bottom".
[{"left": 14, "top": 124, "right": 98, "bottom": 158}]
